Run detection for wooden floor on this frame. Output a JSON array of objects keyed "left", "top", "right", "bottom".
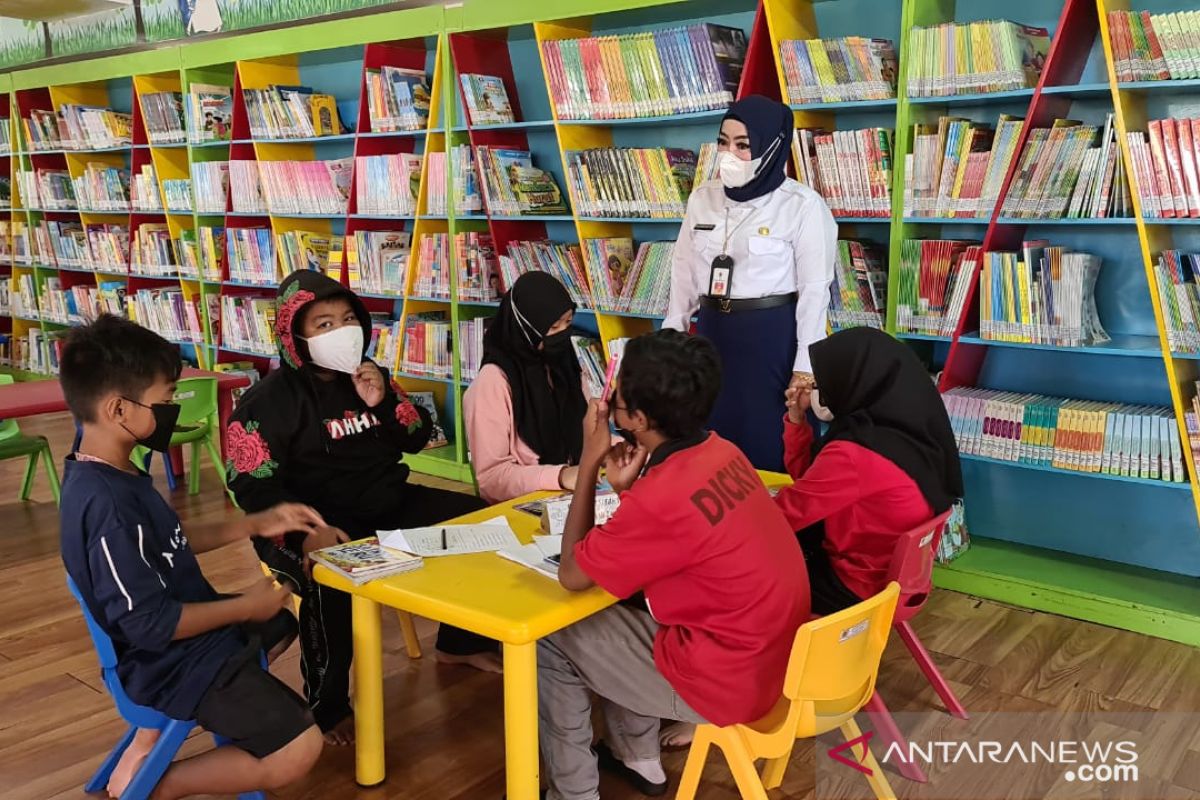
[{"left": 2, "top": 412, "right": 1199, "bottom": 799}]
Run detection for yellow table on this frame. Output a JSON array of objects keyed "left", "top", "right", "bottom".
[{"left": 313, "top": 491, "right": 617, "bottom": 798}]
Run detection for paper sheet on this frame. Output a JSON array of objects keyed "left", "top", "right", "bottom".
[
  {"left": 497, "top": 535, "right": 563, "bottom": 580},
  {"left": 378, "top": 516, "right": 520, "bottom": 556}
]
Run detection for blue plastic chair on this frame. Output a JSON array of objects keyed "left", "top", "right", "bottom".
[{"left": 66, "top": 576, "right": 265, "bottom": 800}]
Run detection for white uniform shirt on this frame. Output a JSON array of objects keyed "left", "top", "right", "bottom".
[{"left": 663, "top": 178, "right": 837, "bottom": 373}]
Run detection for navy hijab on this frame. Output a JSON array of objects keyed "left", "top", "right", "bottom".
[{"left": 721, "top": 95, "right": 793, "bottom": 202}]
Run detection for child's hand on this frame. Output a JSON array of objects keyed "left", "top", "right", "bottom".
[
  {"left": 785, "top": 383, "right": 813, "bottom": 424},
  {"left": 302, "top": 525, "right": 351, "bottom": 577},
  {"left": 250, "top": 503, "right": 325, "bottom": 539},
  {"left": 581, "top": 399, "right": 613, "bottom": 468},
  {"left": 352, "top": 362, "right": 386, "bottom": 407},
  {"left": 603, "top": 441, "right": 648, "bottom": 494},
  {"left": 239, "top": 577, "right": 293, "bottom": 623}
]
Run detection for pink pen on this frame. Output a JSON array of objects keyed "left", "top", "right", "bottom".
[{"left": 601, "top": 354, "right": 620, "bottom": 402}]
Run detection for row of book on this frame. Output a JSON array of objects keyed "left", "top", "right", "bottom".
[
  {"left": 31, "top": 220, "right": 129, "bottom": 271},
  {"left": 1155, "top": 250, "right": 1200, "bottom": 354},
  {"left": 780, "top": 37, "right": 898, "bottom": 105},
  {"left": 226, "top": 158, "right": 352, "bottom": 216},
  {"left": 894, "top": 239, "right": 978, "bottom": 338},
  {"left": 73, "top": 163, "right": 133, "bottom": 212},
  {"left": 456, "top": 232, "right": 500, "bottom": 303},
  {"left": 278, "top": 230, "right": 338, "bottom": 276},
  {"left": 0, "top": 119, "right": 10, "bottom": 155},
  {"left": 364, "top": 66, "right": 430, "bottom": 133},
  {"left": 412, "top": 233, "right": 451, "bottom": 299},
  {"left": 564, "top": 147, "right": 696, "bottom": 219},
  {"left": 1107, "top": 10, "right": 1200, "bottom": 84},
  {"left": 244, "top": 85, "right": 344, "bottom": 140},
  {"left": 793, "top": 128, "right": 893, "bottom": 218},
  {"left": 127, "top": 288, "right": 205, "bottom": 343},
  {"left": 829, "top": 239, "right": 888, "bottom": 331},
  {"left": 1127, "top": 117, "right": 1200, "bottom": 219},
  {"left": 978, "top": 243, "right": 1108, "bottom": 347},
  {"left": 220, "top": 295, "right": 277, "bottom": 356},
  {"left": 130, "top": 223, "right": 179, "bottom": 277},
  {"left": 581, "top": 239, "right": 673, "bottom": 315},
  {"left": 943, "top": 387, "right": 1187, "bottom": 484},
  {"left": 458, "top": 74, "right": 514, "bottom": 127},
  {"left": 355, "top": 153, "right": 422, "bottom": 216},
  {"left": 458, "top": 317, "right": 486, "bottom": 381},
  {"left": 0, "top": 328, "right": 67, "bottom": 375},
  {"left": 476, "top": 147, "right": 567, "bottom": 216},
  {"left": 906, "top": 20, "right": 1050, "bottom": 98},
  {"left": 346, "top": 230, "right": 411, "bottom": 296},
  {"left": 905, "top": 116, "right": 1023, "bottom": 219},
  {"left": 193, "top": 161, "right": 230, "bottom": 214},
  {"left": 540, "top": 24, "right": 748, "bottom": 121},
  {"left": 17, "top": 169, "right": 77, "bottom": 211},
  {"left": 401, "top": 312, "right": 453, "bottom": 378},
  {"left": 226, "top": 227, "right": 277, "bottom": 284},
  {"left": 1187, "top": 410, "right": 1200, "bottom": 470},
  {"left": 180, "top": 227, "right": 226, "bottom": 281},
  {"left": 23, "top": 105, "right": 133, "bottom": 151},
  {"left": 162, "top": 179, "right": 192, "bottom": 212},
  {"left": 141, "top": 92, "right": 186, "bottom": 144},
  {"left": 131, "top": 164, "right": 163, "bottom": 212},
  {"left": 497, "top": 240, "right": 590, "bottom": 309}
]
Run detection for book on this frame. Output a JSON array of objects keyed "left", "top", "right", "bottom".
[
  {"left": 347, "top": 230, "right": 411, "bottom": 296},
  {"left": 141, "top": 91, "right": 186, "bottom": 144},
  {"left": 1127, "top": 116, "right": 1200, "bottom": 218},
  {"left": 1108, "top": 11, "right": 1193, "bottom": 83},
  {"left": 829, "top": 239, "right": 888, "bottom": 331},
  {"left": 794, "top": 127, "right": 893, "bottom": 218},
  {"left": 130, "top": 223, "right": 180, "bottom": 277},
  {"left": 456, "top": 232, "right": 501, "bottom": 302},
  {"left": 571, "top": 336, "right": 607, "bottom": 398},
  {"left": 191, "top": 160, "right": 230, "bottom": 214},
  {"left": 226, "top": 227, "right": 276, "bottom": 284},
  {"left": 903, "top": 115, "right": 1025, "bottom": 219},
  {"left": 243, "top": 85, "right": 345, "bottom": 140},
  {"left": 127, "top": 287, "right": 204, "bottom": 343},
  {"left": 309, "top": 537, "right": 424, "bottom": 585},
  {"left": 540, "top": 490, "right": 620, "bottom": 535},
  {"left": 130, "top": 164, "right": 163, "bottom": 212},
  {"left": 907, "top": 20, "right": 1050, "bottom": 98},
  {"left": 186, "top": 83, "right": 233, "bottom": 143},
  {"left": 276, "top": 230, "right": 339, "bottom": 275},
  {"left": 379, "top": 518, "right": 521, "bottom": 556},
  {"left": 229, "top": 160, "right": 268, "bottom": 213},
  {"left": 496, "top": 535, "right": 564, "bottom": 580},
  {"left": 935, "top": 500, "right": 971, "bottom": 564},
  {"left": 365, "top": 67, "right": 431, "bottom": 133},
  {"left": 459, "top": 74, "right": 515, "bottom": 125},
  {"left": 497, "top": 240, "right": 593, "bottom": 308},
  {"left": 355, "top": 153, "right": 421, "bottom": 216},
  {"left": 476, "top": 147, "right": 569, "bottom": 216},
  {"left": 247, "top": 158, "right": 352, "bottom": 216},
  {"left": 564, "top": 147, "right": 696, "bottom": 219},
  {"left": 402, "top": 311, "right": 453, "bottom": 378},
  {"left": 1154, "top": 250, "right": 1200, "bottom": 354},
  {"left": 459, "top": 318, "right": 486, "bottom": 381},
  {"left": 894, "top": 239, "right": 981, "bottom": 337},
  {"left": 408, "top": 390, "right": 449, "bottom": 449},
  {"left": 781, "top": 37, "right": 898, "bottom": 104},
  {"left": 220, "top": 295, "right": 278, "bottom": 356}
]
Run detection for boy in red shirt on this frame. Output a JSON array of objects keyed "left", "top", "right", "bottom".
[{"left": 543, "top": 330, "right": 809, "bottom": 800}]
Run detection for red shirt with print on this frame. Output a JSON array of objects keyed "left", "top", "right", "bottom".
[
  {"left": 775, "top": 417, "right": 933, "bottom": 600},
  {"left": 574, "top": 433, "right": 809, "bottom": 727}
]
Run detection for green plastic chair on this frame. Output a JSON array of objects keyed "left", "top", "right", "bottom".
[
  {"left": 135, "top": 377, "right": 225, "bottom": 496},
  {"left": 0, "top": 374, "right": 61, "bottom": 505}
]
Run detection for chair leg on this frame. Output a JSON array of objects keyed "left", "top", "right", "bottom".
[
  {"left": 86, "top": 725, "right": 138, "bottom": 792},
  {"left": 760, "top": 737, "right": 795, "bottom": 790},
  {"left": 864, "top": 692, "right": 927, "bottom": 783},
  {"left": 674, "top": 726, "right": 713, "bottom": 800},
  {"left": 395, "top": 610, "right": 422, "bottom": 659},
  {"left": 188, "top": 441, "right": 201, "bottom": 495},
  {"left": 840, "top": 717, "right": 897, "bottom": 800},
  {"left": 19, "top": 452, "right": 38, "bottom": 500},
  {"left": 896, "top": 620, "right": 969, "bottom": 719},
  {"left": 120, "top": 719, "right": 193, "bottom": 800},
  {"left": 43, "top": 445, "right": 61, "bottom": 505},
  {"left": 718, "top": 731, "right": 770, "bottom": 800},
  {"left": 204, "top": 435, "right": 227, "bottom": 488}
]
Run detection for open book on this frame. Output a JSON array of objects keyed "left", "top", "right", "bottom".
[{"left": 497, "top": 535, "right": 563, "bottom": 580}]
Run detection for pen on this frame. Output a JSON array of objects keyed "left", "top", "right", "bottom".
[{"left": 441, "top": 527, "right": 447, "bottom": 551}]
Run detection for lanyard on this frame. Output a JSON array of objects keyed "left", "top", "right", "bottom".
[{"left": 721, "top": 205, "right": 755, "bottom": 256}]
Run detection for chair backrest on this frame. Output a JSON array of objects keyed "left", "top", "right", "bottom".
[
  {"left": 66, "top": 575, "right": 119, "bottom": 669},
  {"left": 0, "top": 374, "right": 21, "bottom": 442},
  {"left": 783, "top": 581, "right": 899, "bottom": 708},
  {"left": 886, "top": 509, "right": 953, "bottom": 621},
  {"left": 173, "top": 376, "right": 218, "bottom": 428}
]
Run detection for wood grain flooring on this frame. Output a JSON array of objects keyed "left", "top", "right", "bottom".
[{"left": 1, "top": 412, "right": 1198, "bottom": 799}]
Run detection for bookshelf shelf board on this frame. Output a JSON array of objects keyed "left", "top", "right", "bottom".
[
  {"left": 1171, "top": 351, "right": 1200, "bottom": 360},
  {"left": 131, "top": 208, "right": 166, "bottom": 216},
  {"left": 422, "top": 215, "right": 451, "bottom": 220},
  {"left": 264, "top": 212, "right": 348, "bottom": 219},
  {"left": 458, "top": 299, "right": 501, "bottom": 308},
  {"left": 49, "top": 265, "right": 94, "bottom": 274},
  {"left": 908, "top": 88, "right": 1035, "bottom": 106},
  {"left": 577, "top": 216, "right": 684, "bottom": 224},
  {"left": 1117, "top": 78, "right": 1200, "bottom": 94},
  {"left": 395, "top": 371, "right": 455, "bottom": 385},
  {"left": 1143, "top": 217, "right": 1200, "bottom": 225},
  {"left": 995, "top": 216, "right": 1136, "bottom": 226},
  {"left": 349, "top": 213, "right": 416, "bottom": 221},
  {"left": 129, "top": 272, "right": 185, "bottom": 281},
  {"left": 195, "top": 211, "right": 228, "bottom": 218},
  {"left": 406, "top": 448, "right": 473, "bottom": 483},
  {"left": 166, "top": 210, "right": 195, "bottom": 216},
  {"left": 355, "top": 291, "right": 405, "bottom": 301},
  {"left": 896, "top": 332, "right": 951, "bottom": 342},
  {"left": 26, "top": 145, "right": 130, "bottom": 155},
  {"left": 408, "top": 295, "right": 451, "bottom": 304},
  {"left": 835, "top": 216, "right": 891, "bottom": 224},
  {"left": 222, "top": 280, "right": 279, "bottom": 289},
  {"left": 0, "top": 367, "right": 51, "bottom": 380},
  {"left": 933, "top": 537, "right": 1200, "bottom": 647},
  {"left": 41, "top": 318, "right": 81, "bottom": 327},
  {"left": 220, "top": 345, "right": 277, "bottom": 359},
  {"left": 957, "top": 333, "right": 1164, "bottom": 358},
  {"left": 357, "top": 129, "right": 428, "bottom": 139},
  {"left": 960, "top": 453, "right": 1190, "bottom": 490},
  {"left": 901, "top": 216, "right": 988, "bottom": 225},
  {"left": 27, "top": 208, "right": 80, "bottom": 215},
  {"left": 1041, "top": 83, "right": 1113, "bottom": 98},
  {"left": 13, "top": 314, "right": 41, "bottom": 323},
  {"left": 223, "top": 211, "right": 271, "bottom": 218},
  {"left": 556, "top": 109, "right": 729, "bottom": 128},
  {"left": 488, "top": 214, "right": 578, "bottom": 222},
  {"left": 246, "top": 133, "right": 357, "bottom": 145},
  {"left": 790, "top": 98, "right": 897, "bottom": 112},
  {"left": 80, "top": 208, "right": 132, "bottom": 215},
  {"left": 145, "top": 142, "right": 190, "bottom": 150},
  {"left": 450, "top": 121, "right": 556, "bottom": 132},
  {"left": 189, "top": 140, "right": 232, "bottom": 149}
]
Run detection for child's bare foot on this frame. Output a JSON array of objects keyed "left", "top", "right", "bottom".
[
  {"left": 322, "top": 716, "right": 355, "bottom": 747},
  {"left": 435, "top": 649, "right": 503, "bottom": 674},
  {"left": 658, "top": 721, "right": 695, "bottom": 750},
  {"left": 108, "top": 728, "right": 160, "bottom": 797}
]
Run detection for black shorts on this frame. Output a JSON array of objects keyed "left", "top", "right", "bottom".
[{"left": 194, "top": 612, "right": 314, "bottom": 758}]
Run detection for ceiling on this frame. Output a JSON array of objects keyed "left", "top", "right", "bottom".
[{"left": 0, "top": 0, "right": 132, "bottom": 22}]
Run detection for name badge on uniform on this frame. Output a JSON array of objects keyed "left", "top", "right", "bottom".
[
  {"left": 708, "top": 254, "right": 734, "bottom": 298},
  {"left": 693, "top": 223, "right": 716, "bottom": 231}
]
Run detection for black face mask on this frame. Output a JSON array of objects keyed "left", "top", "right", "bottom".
[
  {"left": 541, "top": 330, "right": 572, "bottom": 357},
  {"left": 121, "top": 397, "right": 181, "bottom": 453},
  {"left": 614, "top": 426, "right": 639, "bottom": 446}
]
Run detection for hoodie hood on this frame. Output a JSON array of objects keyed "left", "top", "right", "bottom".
[{"left": 275, "top": 269, "right": 372, "bottom": 370}]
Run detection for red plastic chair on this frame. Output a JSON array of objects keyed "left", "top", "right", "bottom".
[{"left": 864, "top": 509, "right": 965, "bottom": 783}]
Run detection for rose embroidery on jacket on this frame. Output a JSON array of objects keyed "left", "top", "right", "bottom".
[
  {"left": 395, "top": 400, "right": 422, "bottom": 433},
  {"left": 225, "top": 420, "right": 279, "bottom": 479},
  {"left": 275, "top": 286, "right": 316, "bottom": 369}
]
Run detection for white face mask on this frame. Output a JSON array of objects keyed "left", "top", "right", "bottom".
[
  {"left": 303, "top": 325, "right": 363, "bottom": 373},
  {"left": 811, "top": 388, "right": 835, "bottom": 423},
  {"left": 716, "top": 134, "right": 783, "bottom": 189}
]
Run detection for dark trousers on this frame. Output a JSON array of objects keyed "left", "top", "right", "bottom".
[
  {"left": 696, "top": 301, "right": 797, "bottom": 472},
  {"left": 798, "top": 528, "right": 864, "bottom": 617},
  {"left": 256, "top": 483, "right": 492, "bottom": 732}
]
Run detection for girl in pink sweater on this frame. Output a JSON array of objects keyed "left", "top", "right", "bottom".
[{"left": 464, "top": 272, "right": 588, "bottom": 504}]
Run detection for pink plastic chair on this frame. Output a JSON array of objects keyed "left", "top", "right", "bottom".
[{"left": 864, "top": 509, "right": 966, "bottom": 783}]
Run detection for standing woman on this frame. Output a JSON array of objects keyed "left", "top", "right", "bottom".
[{"left": 664, "top": 94, "right": 837, "bottom": 471}]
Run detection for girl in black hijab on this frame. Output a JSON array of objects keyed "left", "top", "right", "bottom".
[
  {"left": 776, "top": 327, "right": 963, "bottom": 614},
  {"left": 464, "top": 271, "right": 590, "bottom": 503}
]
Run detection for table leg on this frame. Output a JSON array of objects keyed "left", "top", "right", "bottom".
[
  {"left": 352, "top": 594, "right": 386, "bottom": 787},
  {"left": 504, "top": 641, "right": 540, "bottom": 800}
]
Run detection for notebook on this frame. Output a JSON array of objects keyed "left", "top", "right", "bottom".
[{"left": 378, "top": 516, "right": 521, "bottom": 556}]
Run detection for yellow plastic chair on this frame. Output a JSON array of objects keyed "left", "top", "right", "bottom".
[
  {"left": 0, "top": 374, "right": 61, "bottom": 505},
  {"left": 259, "top": 561, "right": 423, "bottom": 659},
  {"left": 676, "top": 582, "right": 901, "bottom": 800}
]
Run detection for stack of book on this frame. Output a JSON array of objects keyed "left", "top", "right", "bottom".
[
  {"left": 541, "top": 24, "right": 748, "bottom": 120},
  {"left": 942, "top": 387, "right": 1186, "bottom": 483},
  {"left": 1107, "top": 11, "right": 1200, "bottom": 83},
  {"left": 904, "top": 116, "right": 1023, "bottom": 219},
  {"left": 829, "top": 239, "right": 888, "bottom": 331},
  {"left": 979, "top": 243, "right": 1108, "bottom": 347},
  {"left": 459, "top": 74, "right": 515, "bottom": 126},
  {"left": 226, "top": 228, "right": 276, "bottom": 284},
  {"left": 72, "top": 163, "right": 131, "bottom": 212},
  {"left": 793, "top": 128, "right": 893, "bottom": 218},
  {"left": 230, "top": 161, "right": 268, "bottom": 214},
  {"left": 257, "top": 158, "right": 352, "bottom": 216},
  {"left": 244, "top": 85, "right": 343, "bottom": 139},
  {"left": 906, "top": 20, "right": 1050, "bottom": 98},
  {"left": 401, "top": 311, "right": 453, "bottom": 378},
  {"left": 86, "top": 223, "right": 131, "bottom": 272},
  {"left": 181, "top": 226, "right": 227, "bottom": 281},
  {"left": 412, "top": 233, "right": 451, "bottom": 299},
  {"left": 364, "top": 67, "right": 430, "bottom": 132},
  {"left": 309, "top": 538, "right": 423, "bottom": 585},
  {"left": 1001, "top": 115, "right": 1131, "bottom": 220},
  {"left": 564, "top": 147, "right": 696, "bottom": 219},
  {"left": 1127, "top": 117, "right": 1200, "bottom": 218},
  {"left": 347, "top": 231, "right": 411, "bottom": 296},
  {"left": 162, "top": 179, "right": 192, "bottom": 212},
  {"left": 185, "top": 84, "right": 233, "bottom": 143},
  {"left": 220, "top": 295, "right": 277, "bottom": 356},
  {"left": 355, "top": 153, "right": 422, "bottom": 216},
  {"left": 128, "top": 288, "right": 203, "bottom": 343},
  {"left": 192, "top": 161, "right": 230, "bottom": 214},
  {"left": 583, "top": 238, "right": 673, "bottom": 315},
  {"left": 497, "top": 240, "right": 592, "bottom": 308},
  {"left": 477, "top": 147, "right": 568, "bottom": 216},
  {"left": 894, "top": 239, "right": 980, "bottom": 337},
  {"left": 277, "top": 230, "right": 338, "bottom": 275},
  {"left": 130, "top": 164, "right": 163, "bottom": 212},
  {"left": 1154, "top": 250, "right": 1200, "bottom": 354},
  {"left": 780, "top": 37, "right": 898, "bottom": 104},
  {"left": 130, "top": 223, "right": 179, "bottom": 277},
  {"left": 459, "top": 317, "right": 486, "bottom": 381},
  {"left": 457, "top": 232, "right": 500, "bottom": 303},
  {"left": 142, "top": 92, "right": 186, "bottom": 144}
]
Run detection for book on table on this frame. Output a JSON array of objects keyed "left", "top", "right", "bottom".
[{"left": 309, "top": 536, "right": 424, "bottom": 585}]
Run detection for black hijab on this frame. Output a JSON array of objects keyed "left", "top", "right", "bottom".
[
  {"left": 481, "top": 271, "right": 585, "bottom": 465},
  {"left": 810, "top": 327, "right": 963, "bottom": 513},
  {"left": 721, "top": 95, "right": 793, "bottom": 202}
]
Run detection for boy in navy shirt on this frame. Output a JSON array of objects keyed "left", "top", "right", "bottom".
[{"left": 59, "top": 315, "right": 325, "bottom": 799}]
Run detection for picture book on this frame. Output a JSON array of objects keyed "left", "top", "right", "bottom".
[
  {"left": 409, "top": 391, "right": 449, "bottom": 449},
  {"left": 460, "top": 74, "right": 516, "bottom": 126},
  {"left": 187, "top": 83, "right": 233, "bottom": 143},
  {"left": 309, "top": 537, "right": 424, "bottom": 585}
]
